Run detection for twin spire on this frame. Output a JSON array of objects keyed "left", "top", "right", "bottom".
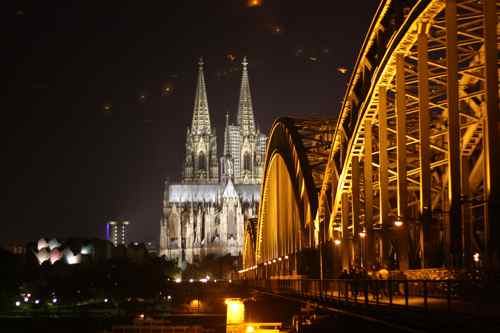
[
  {"left": 191, "top": 56, "right": 256, "bottom": 136},
  {"left": 191, "top": 57, "right": 211, "bottom": 135}
]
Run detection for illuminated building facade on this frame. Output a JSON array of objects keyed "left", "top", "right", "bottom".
[
  {"left": 160, "top": 58, "right": 266, "bottom": 267},
  {"left": 106, "top": 221, "right": 129, "bottom": 247}
]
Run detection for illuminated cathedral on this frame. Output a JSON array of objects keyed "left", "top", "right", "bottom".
[{"left": 159, "top": 57, "right": 267, "bottom": 267}]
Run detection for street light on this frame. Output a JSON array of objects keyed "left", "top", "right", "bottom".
[{"left": 394, "top": 217, "right": 403, "bottom": 228}]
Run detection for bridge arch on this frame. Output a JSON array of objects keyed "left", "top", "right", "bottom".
[
  {"left": 249, "top": 118, "right": 335, "bottom": 277},
  {"left": 318, "top": 0, "right": 499, "bottom": 273}
]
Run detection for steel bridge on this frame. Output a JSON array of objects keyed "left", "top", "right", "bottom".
[{"left": 241, "top": 0, "right": 499, "bottom": 287}]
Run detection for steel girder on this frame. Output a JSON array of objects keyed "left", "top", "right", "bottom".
[{"left": 319, "top": 0, "right": 499, "bottom": 272}]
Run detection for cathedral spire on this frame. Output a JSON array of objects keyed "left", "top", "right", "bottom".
[
  {"left": 191, "top": 57, "right": 211, "bottom": 135},
  {"left": 223, "top": 112, "right": 230, "bottom": 155},
  {"left": 237, "top": 56, "right": 256, "bottom": 136}
]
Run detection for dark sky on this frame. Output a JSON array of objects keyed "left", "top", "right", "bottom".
[{"left": 4, "top": 0, "right": 379, "bottom": 246}]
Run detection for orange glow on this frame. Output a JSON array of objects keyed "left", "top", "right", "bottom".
[
  {"left": 226, "top": 53, "right": 236, "bottom": 62},
  {"left": 247, "top": 0, "right": 262, "bottom": 7},
  {"left": 337, "top": 66, "right": 348, "bottom": 74},
  {"left": 225, "top": 299, "right": 245, "bottom": 324}
]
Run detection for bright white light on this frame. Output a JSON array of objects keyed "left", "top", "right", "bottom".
[
  {"left": 189, "top": 278, "right": 194, "bottom": 283},
  {"left": 35, "top": 299, "right": 40, "bottom": 304},
  {"left": 229, "top": 279, "right": 232, "bottom": 283},
  {"left": 15, "top": 301, "right": 21, "bottom": 307},
  {"left": 175, "top": 278, "right": 182, "bottom": 283},
  {"left": 278, "top": 257, "right": 282, "bottom": 261},
  {"left": 246, "top": 325, "right": 255, "bottom": 333},
  {"left": 334, "top": 239, "right": 341, "bottom": 246},
  {"left": 199, "top": 278, "right": 208, "bottom": 283},
  {"left": 27, "top": 293, "right": 31, "bottom": 298},
  {"left": 24, "top": 297, "right": 29, "bottom": 302},
  {"left": 167, "top": 295, "right": 172, "bottom": 300},
  {"left": 473, "top": 253, "right": 480, "bottom": 262},
  {"left": 394, "top": 220, "right": 403, "bottom": 227},
  {"left": 205, "top": 275, "right": 210, "bottom": 280},
  {"left": 104, "top": 298, "right": 109, "bottom": 303},
  {"left": 214, "top": 279, "right": 217, "bottom": 283},
  {"left": 284, "top": 255, "right": 289, "bottom": 260},
  {"left": 52, "top": 298, "right": 58, "bottom": 304}
]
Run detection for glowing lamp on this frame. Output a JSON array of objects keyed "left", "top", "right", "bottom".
[
  {"left": 473, "top": 253, "right": 480, "bottom": 263},
  {"left": 246, "top": 325, "right": 255, "bottom": 333},
  {"left": 278, "top": 257, "right": 282, "bottom": 261},
  {"left": 334, "top": 239, "right": 341, "bottom": 246},
  {"left": 175, "top": 278, "right": 182, "bottom": 283},
  {"left": 35, "top": 299, "right": 40, "bottom": 305},
  {"left": 394, "top": 218, "right": 403, "bottom": 227},
  {"left": 359, "top": 231, "right": 366, "bottom": 238},
  {"left": 284, "top": 255, "right": 289, "bottom": 259},
  {"left": 52, "top": 298, "right": 58, "bottom": 304},
  {"left": 15, "top": 301, "right": 21, "bottom": 307}
]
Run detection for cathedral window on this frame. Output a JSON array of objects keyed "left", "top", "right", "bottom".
[
  {"left": 243, "top": 152, "right": 251, "bottom": 172},
  {"left": 198, "top": 152, "right": 206, "bottom": 171}
]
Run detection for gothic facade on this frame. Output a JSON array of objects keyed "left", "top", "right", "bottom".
[{"left": 159, "top": 58, "right": 267, "bottom": 267}]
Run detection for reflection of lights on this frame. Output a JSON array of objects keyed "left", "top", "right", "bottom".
[
  {"left": 15, "top": 301, "right": 21, "bottom": 307},
  {"left": 473, "top": 253, "right": 480, "bottom": 263},
  {"left": 334, "top": 239, "right": 341, "bottom": 246},
  {"left": 246, "top": 325, "right": 255, "bottom": 333},
  {"left": 225, "top": 299, "right": 244, "bottom": 324}
]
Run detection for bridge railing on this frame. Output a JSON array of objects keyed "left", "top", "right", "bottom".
[{"left": 244, "top": 278, "right": 490, "bottom": 315}]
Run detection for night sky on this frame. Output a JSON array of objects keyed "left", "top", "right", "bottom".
[{"left": 4, "top": 0, "right": 379, "bottom": 246}]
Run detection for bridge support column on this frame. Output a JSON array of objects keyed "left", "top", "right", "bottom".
[
  {"left": 352, "top": 156, "right": 361, "bottom": 268},
  {"left": 417, "top": 22, "right": 433, "bottom": 268},
  {"left": 483, "top": 0, "right": 500, "bottom": 271},
  {"left": 396, "top": 53, "right": 409, "bottom": 272},
  {"left": 446, "top": 0, "right": 463, "bottom": 268},
  {"left": 364, "top": 120, "right": 375, "bottom": 268},
  {"left": 378, "top": 85, "right": 391, "bottom": 267},
  {"left": 341, "top": 192, "right": 351, "bottom": 271}
]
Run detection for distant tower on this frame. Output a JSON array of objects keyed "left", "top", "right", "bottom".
[
  {"left": 183, "top": 58, "right": 219, "bottom": 184},
  {"left": 106, "top": 221, "right": 129, "bottom": 247}
]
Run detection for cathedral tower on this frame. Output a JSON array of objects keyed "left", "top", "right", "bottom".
[
  {"left": 221, "top": 57, "right": 266, "bottom": 184},
  {"left": 183, "top": 58, "right": 219, "bottom": 184}
]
